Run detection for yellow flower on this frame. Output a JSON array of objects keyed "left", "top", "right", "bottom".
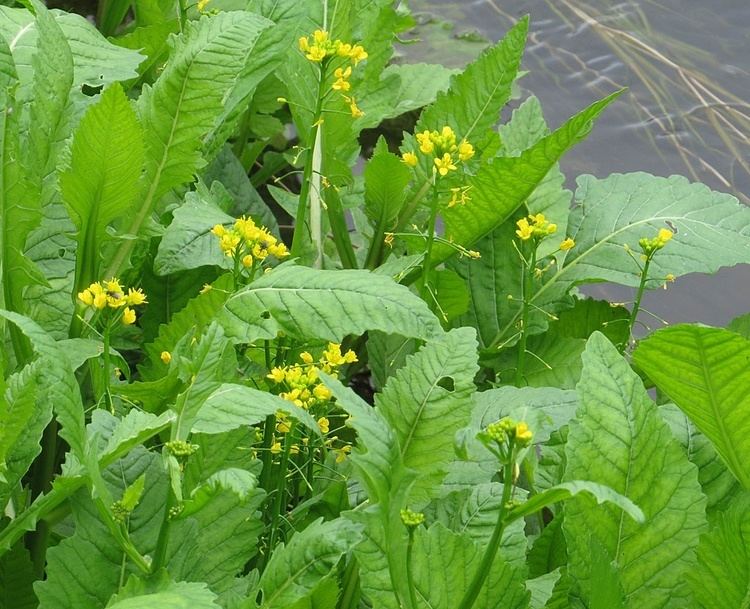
[
  {"left": 515, "top": 421, "right": 533, "bottom": 445},
  {"left": 298, "top": 36, "right": 309, "bottom": 52},
  {"left": 122, "top": 307, "right": 136, "bottom": 325},
  {"left": 126, "top": 287, "right": 147, "bottom": 306},
  {"left": 313, "top": 384, "right": 332, "bottom": 401},
  {"left": 267, "top": 367, "right": 286, "bottom": 383},
  {"left": 334, "top": 445, "right": 351, "bottom": 463},
  {"left": 515, "top": 218, "right": 533, "bottom": 241},
  {"left": 211, "top": 224, "right": 226, "bottom": 237},
  {"left": 332, "top": 66, "right": 352, "bottom": 92},
  {"left": 347, "top": 96, "right": 364, "bottom": 118},
  {"left": 529, "top": 213, "right": 546, "bottom": 226},
  {"left": 197, "top": 0, "right": 210, "bottom": 11},
  {"left": 348, "top": 44, "right": 368, "bottom": 64},
  {"left": 434, "top": 153, "right": 457, "bottom": 176},
  {"left": 160, "top": 351, "right": 171, "bottom": 364},
  {"left": 306, "top": 45, "right": 327, "bottom": 62},
  {"left": 666, "top": 273, "right": 676, "bottom": 282},
  {"left": 402, "top": 151, "right": 418, "bottom": 167},
  {"left": 317, "top": 417, "right": 330, "bottom": 434},
  {"left": 384, "top": 232, "right": 394, "bottom": 247},
  {"left": 93, "top": 291, "right": 107, "bottom": 310},
  {"left": 559, "top": 238, "right": 575, "bottom": 251},
  {"left": 312, "top": 29, "right": 328, "bottom": 45},
  {"left": 457, "top": 139, "right": 474, "bottom": 161},
  {"left": 448, "top": 186, "right": 471, "bottom": 208},
  {"left": 242, "top": 254, "right": 253, "bottom": 268},
  {"left": 300, "top": 351, "right": 314, "bottom": 364},
  {"left": 336, "top": 42, "right": 352, "bottom": 57},
  {"left": 547, "top": 223, "right": 557, "bottom": 235},
  {"left": 416, "top": 130, "right": 434, "bottom": 154},
  {"left": 657, "top": 228, "right": 673, "bottom": 245},
  {"left": 270, "top": 441, "right": 282, "bottom": 455},
  {"left": 78, "top": 289, "right": 94, "bottom": 306}
]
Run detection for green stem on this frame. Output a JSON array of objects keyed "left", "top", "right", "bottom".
[
  {"left": 28, "top": 419, "right": 59, "bottom": 576},
  {"left": 338, "top": 556, "right": 360, "bottom": 609},
  {"left": 102, "top": 319, "right": 114, "bottom": 412},
  {"left": 290, "top": 66, "right": 328, "bottom": 259},
  {"left": 625, "top": 256, "right": 651, "bottom": 350},
  {"left": 405, "top": 529, "right": 419, "bottom": 609},
  {"left": 151, "top": 488, "right": 175, "bottom": 573},
  {"left": 259, "top": 415, "right": 276, "bottom": 491},
  {"left": 419, "top": 183, "right": 440, "bottom": 305},
  {"left": 263, "top": 421, "right": 297, "bottom": 569},
  {"left": 457, "top": 461, "right": 515, "bottom": 609},
  {"left": 515, "top": 245, "right": 536, "bottom": 387},
  {"left": 326, "top": 186, "right": 358, "bottom": 269},
  {"left": 93, "top": 497, "right": 151, "bottom": 574}
]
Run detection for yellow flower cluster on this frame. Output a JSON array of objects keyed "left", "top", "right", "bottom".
[
  {"left": 298, "top": 30, "right": 367, "bottom": 119},
  {"left": 77, "top": 279, "right": 147, "bottom": 325},
  {"left": 515, "top": 213, "right": 557, "bottom": 241},
  {"left": 211, "top": 216, "right": 288, "bottom": 267},
  {"left": 402, "top": 126, "right": 475, "bottom": 176},
  {"left": 639, "top": 228, "right": 674, "bottom": 257},
  {"left": 485, "top": 418, "right": 534, "bottom": 448},
  {"left": 267, "top": 343, "right": 358, "bottom": 410},
  {"left": 559, "top": 237, "right": 576, "bottom": 251}
]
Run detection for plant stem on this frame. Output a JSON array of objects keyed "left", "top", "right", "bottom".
[
  {"left": 405, "top": 529, "right": 419, "bottom": 609},
  {"left": 419, "top": 182, "right": 440, "bottom": 305},
  {"left": 515, "top": 246, "right": 536, "bottom": 387},
  {"left": 259, "top": 414, "right": 276, "bottom": 491},
  {"left": 151, "top": 487, "right": 175, "bottom": 573},
  {"left": 625, "top": 256, "right": 651, "bottom": 350},
  {"left": 93, "top": 497, "right": 151, "bottom": 574},
  {"left": 263, "top": 421, "right": 297, "bottom": 569},
  {"left": 102, "top": 319, "right": 114, "bottom": 412},
  {"left": 28, "top": 419, "right": 58, "bottom": 576},
  {"left": 457, "top": 461, "right": 515, "bottom": 609},
  {"left": 338, "top": 557, "right": 360, "bottom": 609},
  {"left": 290, "top": 66, "right": 328, "bottom": 260}
]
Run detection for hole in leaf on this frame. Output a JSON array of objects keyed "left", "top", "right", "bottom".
[
  {"left": 58, "top": 248, "right": 66, "bottom": 258},
  {"left": 260, "top": 311, "right": 271, "bottom": 320},
  {"left": 437, "top": 376, "right": 454, "bottom": 392}
]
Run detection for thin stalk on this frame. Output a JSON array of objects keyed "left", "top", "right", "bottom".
[
  {"left": 338, "top": 557, "right": 360, "bottom": 609},
  {"left": 28, "top": 419, "right": 58, "bottom": 576},
  {"left": 625, "top": 256, "right": 652, "bottom": 350},
  {"left": 263, "top": 422, "right": 297, "bottom": 570},
  {"left": 93, "top": 498, "right": 151, "bottom": 574},
  {"left": 290, "top": 67, "right": 328, "bottom": 259},
  {"left": 405, "top": 529, "right": 419, "bottom": 609},
  {"left": 515, "top": 246, "right": 536, "bottom": 387},
  {"left": 151, "top": 487, "right": 175, "bottom": 573},
  {"left": 419, "top": 183, "right": 440, "bottom": 304},
  {"left": 259, "top": 415, "right": 276, "bottom": 491},
  {"left": 457, "top": 461, "right": 515, "bottom": 609},
  {"left": 325, "top": 186, "right": 358, "bottom": 269},
  {"left": 102, "top": 319, "right": 114, "bottom": 412}
]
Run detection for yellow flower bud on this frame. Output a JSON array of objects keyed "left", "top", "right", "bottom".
[
  {"left": 122, "top": 307, "right": 136, "bottom": 325},
  {"left": 160, "top": 351, "right": 172, "bottom": 364}
]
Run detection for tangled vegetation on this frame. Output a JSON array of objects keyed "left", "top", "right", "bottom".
[{"left": 0, "top": 1, "right": 749, "bottom": 608}]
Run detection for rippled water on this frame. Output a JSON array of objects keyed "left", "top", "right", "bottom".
[{"left": 409, "top": 0, "right": 750, "bottom": 328}]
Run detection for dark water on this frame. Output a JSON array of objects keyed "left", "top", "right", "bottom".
[{"left": 409, "top": 0, "right": 750, "bottom": 329}]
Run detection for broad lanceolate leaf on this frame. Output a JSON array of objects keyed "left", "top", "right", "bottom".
[
  {"left": 432, "top": 91, "right": 621, "bottom": 266},
  {"left": 415, "top": 17, "right": 528, "bottom": 140},
  {"left": 153, "top": 190, "right": 234, "bottom": 276},
  {"left": 564, "top": 332, "right": 706, "bottom": 609},
  {"left": 411, "top": 523, "right": 529, "bottom": 609},
  {"left": 634, "top": 324, "right": 750, "bottom": 489},
  {"left": 257, "top": 518, "right": 362, "bottom": 609},
  {"left": 61, "top": 83, "right": 144, "bottom": 291},
  {"left": 562, "top": 173, "right": 750, "bottom": 287},
  {"left": 220, "top": 265, "right": 441, "bottom": 344},
  {"left": 106, "top": 580, "right": 220, "bottom": 609},
  {"left": 106, "top": 11, "right": 274, "bottom": 277},
  {"left": 192, "top": 384, "right": 319, "bottom": 436},
  {"left": 686, "top": 493, "right": 750, "bottom": 609},
  {"left": 364, "top": 138, "right": 411, "bottom": 229},
  {"left": 376, "top": 327, "right": 478, "bottom": 504}
]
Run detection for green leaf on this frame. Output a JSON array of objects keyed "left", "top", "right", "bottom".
[
  {"left": 191, "top": 383, "right": 319, "bottom": 436},
  {"left": 375, "top": 327, "right": 478, "bottom": 504},
  {"left": 61, "top": 82, "right": 144, "bottom": 290},
  {"left": 219, "top": 265, "right": 441, "bottom": 344},
  {"left": 564, "top": 173, "right": 750, "bottom": 287},
  {"left": 411, "top": 523, "right": 529, "bottom": 609},
  {"left": 0, "top": 541, "right": 37, "bottom": 609},
  {"left": 506, "top": 481, "right": 644, "bottom": 526},
  {"left": 686, "top": 493, "right": 750, "bottom": 609},
  {"left": 563, "top": 332, "right": 706, "bottom": 609},
  {"left": 415, "top": 17, "right": 528, "bottom": 140},
  {"left": 257, "top": 518, "right": 362, "bottom": 609},
  {"left": 526, "top": 570, "right": 561, "bottom": 609},
  {"left": 364, "top": 138, "right": 411, "bottom": 229},
  {"left": 107, "top": 11, "right": 273, "bottom": 276},
  {"left": 432, "top": 91, "right": 621, "bottom": 265},
  {"left": 660, "top": 403, "right": 739, "bottom": 512},
  {"left": 106, "top": 580, "right": 220, "bottom": 609},
  {"left": 366, "top": 331, "right": 418, "bottom": 391},
  {"left": 154, "top": 191, "right": 235, "bottom": 276},
  {"left": 634, "top": 324, "right": 750, "bottom": 488}
]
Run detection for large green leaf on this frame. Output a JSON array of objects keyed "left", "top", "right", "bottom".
[
  {"left": 153, "top": 190, "right": 234, "bottom": 276},
  {"left": 431, "top": 92, "right": 620, "bottom": 266},
  {"left": 219, "top": 265, "right": 441, "bottom": 344},
  {"left": 660, "top": 403, "right": 739, "bottom": 512},
  {"left": 415, "top": 17, "right": 528, "bottom": 140},
  {"left": 563, "top": 332, "right": 706, "bottom": 609},
  {"left": 411, "top": 523, "right": 529, "bottom": 609},
  {"left": 257, "top": 518, "right": 362, "bottom": 609},
  {"left": 106, "top": 580, "right": 220, "bottom": 609},
  {"left": 560, "top": 173, "right": 750, "bottom": 287},
  {"left": 105, "top": 11, "right": 273, "bottom": 277},
  {"left": 61, "top": 83, "right": 144, "bottom": 291},
  {"left": 191, "top": 384, "right": 319, "bottom": 436},
  {"left": 686, "top": 493, "right": 750, "bottom": 609},
  {"left": 634, "top": 324, "right": 750, "bottom": 489},
  {"left": 376, "top": 327, "right": 478, "bottom": 504},
  {"left": 0, "top": 541, "right": 37, "bottom": 609}
]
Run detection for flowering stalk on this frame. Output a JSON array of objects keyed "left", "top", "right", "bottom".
[
  {"left": 401, "top": 508, "right": 425, "bottom": 609},
  {"left": 515, "top": 244, "right": 536, "bottom": 387},
  {"left": 419, "top": 183, "right": 440, "bottom": 305}
]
